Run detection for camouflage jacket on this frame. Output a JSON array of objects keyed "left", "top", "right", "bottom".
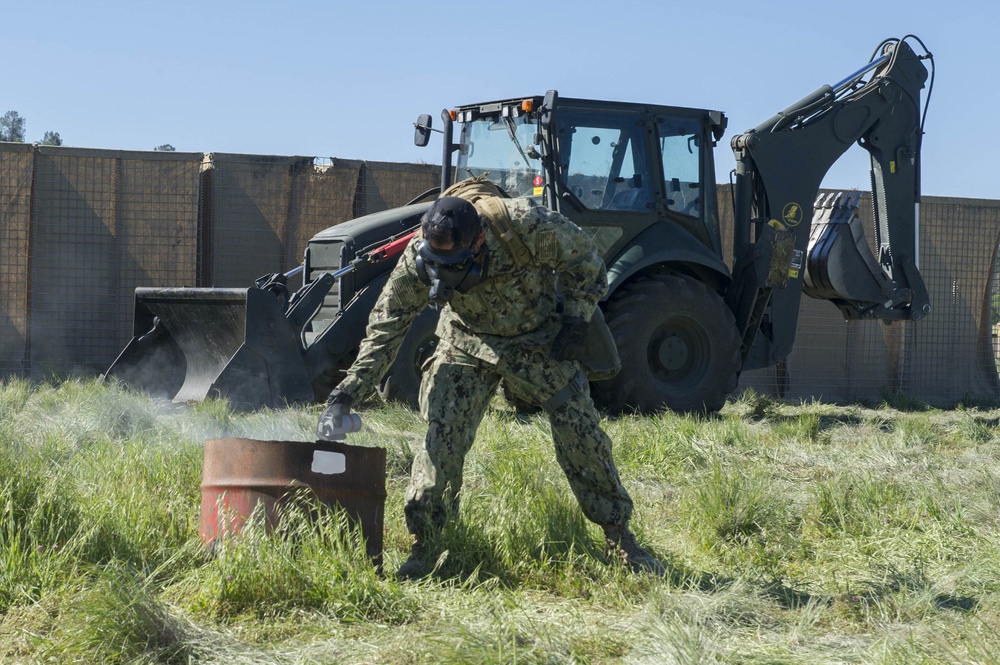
[{"left": 338, "top": 197, "right": 607, "bottom": 400}]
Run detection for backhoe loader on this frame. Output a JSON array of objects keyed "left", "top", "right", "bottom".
[{"left": 105, "top": 35, "right": 934, "bottom": 413}]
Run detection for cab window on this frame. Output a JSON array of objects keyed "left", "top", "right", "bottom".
[
  {"left": 658, "top": 115, "right": 703, "bottom": 218},
  {"left": 556, "top": 108, "right": 652, "bottom": 212}
]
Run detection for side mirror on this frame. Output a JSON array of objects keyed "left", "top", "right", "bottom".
[
  {"left": 414, "top": 114, "right": 433, "bottom": 147},
  {"left": 541, "top": 90, "right": 558, "bottom": 128}
]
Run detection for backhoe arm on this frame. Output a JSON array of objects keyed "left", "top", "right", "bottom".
[{"left": 727, "top": 36, "right": 933, "bottom": 370}]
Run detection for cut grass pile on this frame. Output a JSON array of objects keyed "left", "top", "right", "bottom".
[{"left": 1, "top": 377, "right": 998, "bottom": 663}]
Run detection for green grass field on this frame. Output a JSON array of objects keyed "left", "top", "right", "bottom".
[{"left": 1, "top": 377, "right": 999, "bottom": 664}]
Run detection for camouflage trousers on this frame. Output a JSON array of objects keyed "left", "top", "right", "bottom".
[{"left": 404, "top": 340, "right": 633, "bottom": 536}]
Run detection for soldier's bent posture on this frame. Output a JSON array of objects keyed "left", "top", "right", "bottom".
[{"left": 318, "top": 179, "right": 664, "bottom": 579}]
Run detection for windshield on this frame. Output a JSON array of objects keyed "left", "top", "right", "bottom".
[{"left": 455, "top": 114, "right": 543, "bottom": 198}]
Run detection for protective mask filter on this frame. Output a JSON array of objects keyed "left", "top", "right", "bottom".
[{"left": 416, "top": 240, "right": 489, "bottom": 309}]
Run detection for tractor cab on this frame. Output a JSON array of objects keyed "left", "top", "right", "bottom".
[{"left": 431, "top": 93, "right": 730, "bottom": 274}]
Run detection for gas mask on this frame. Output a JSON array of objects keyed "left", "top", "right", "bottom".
[{"left": 415, "top": 239, "right": 489, "bottom": 309}]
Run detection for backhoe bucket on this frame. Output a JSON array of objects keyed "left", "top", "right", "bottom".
[
  {"left": 803, "top": 192, "right": 910, "bottom": 319},
  {"left": 105, "top": 286, "right": 314, "bottom": 410}
]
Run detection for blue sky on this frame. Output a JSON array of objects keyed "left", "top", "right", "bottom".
[{"left": 2, "top": 1, "right": 991, "bottom": 199}]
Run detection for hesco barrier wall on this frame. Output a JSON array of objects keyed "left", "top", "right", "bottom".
[
  {"left": 0, "top": 143, "right": 32, "bottom": 376},
  {"left": 0, "top": 141, "right": 997, "bottom": 406},
  {"left": 724, "top": 189, "right": 1000, "bottom": 405},
  {"left": 0, "top": 143, "right": 438, "bottom": 378}
]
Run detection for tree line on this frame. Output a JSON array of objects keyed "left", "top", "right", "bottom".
[
  {"left": 1, "top": 110, "right": 175, "bottom": 150},
  {"left": 1, "top": 111, "right": 61, "bottom": 145}
]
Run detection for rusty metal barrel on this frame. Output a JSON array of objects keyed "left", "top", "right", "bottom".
[{"left": 200, "top": 438, "right": 386, "bottom": 563}]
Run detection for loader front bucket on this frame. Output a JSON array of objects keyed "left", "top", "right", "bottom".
[{"left": 105, "top": 286, "right": 315, "bottom": 410}]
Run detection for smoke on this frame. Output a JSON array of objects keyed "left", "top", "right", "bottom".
[
  {"left": 8, "top": 377, "right": 318, "bottom": 449},
  {"left": 155, "top": 398, "right": 318, "bottom": 445}
]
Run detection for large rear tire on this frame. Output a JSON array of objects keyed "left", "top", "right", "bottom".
[
  {"left": 594, "top": 273, "right": 741, "bottom": 414},
  {"left": 377, "top": 307, "right": 440, "bottom": 408}
]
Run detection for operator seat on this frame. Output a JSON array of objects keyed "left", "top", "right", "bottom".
[{"left": 609, "top": 175, "right": 649, "bottom": 210}]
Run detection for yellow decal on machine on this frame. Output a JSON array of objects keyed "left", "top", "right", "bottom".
[
  {"left": 890, "top": 161, "right": 896, "bottom": 174},
  {"left": 767, "top": 219, "right": 786, "bottom": 231},
  {"left": 782, "top": 202, "right": 803, "bottom": 227}
]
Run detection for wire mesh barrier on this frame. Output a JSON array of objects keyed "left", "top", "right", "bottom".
[
  {"left": 0, "top": 144, "right": 440, "bottom": 380},
  {"left": 728, "top": 190, "right": 1000, "bottom": 405},
  {"left": 913, "top": 198, "right": 1000, "bottom": 402},
  {"left": 992, "top": 251, "right": 1000, "bottom": 377},
  {"left": 0, "top": 143, "right": 32, "bottom": 375},
  {"left": 0, "top": 141, "right": 998, "bottom": 406},
  {"left": 23, "top": 147, "right": 203, "bottom": 377}
]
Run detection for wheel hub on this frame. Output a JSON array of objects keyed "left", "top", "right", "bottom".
[{"left": 657, "top": 335, "right": 689, "bottom": 372}]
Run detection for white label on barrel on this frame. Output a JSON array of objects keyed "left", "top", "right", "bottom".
[{"left": 311, "top": 451, "right": 347, "bottom": 475}]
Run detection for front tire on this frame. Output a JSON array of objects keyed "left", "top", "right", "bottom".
[{"left": 594, "top": 273, "right": 741, "bottom": 414}]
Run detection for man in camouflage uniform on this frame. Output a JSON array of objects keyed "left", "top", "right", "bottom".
[{"left": 318, "top": 179, "right": 664, "bottom": 579}]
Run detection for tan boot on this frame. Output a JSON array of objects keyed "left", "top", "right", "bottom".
[
  {"left": 396, "top": 539, "right": 431, "bottom": 581},
  {"left": 603, "top": 525, "right": 666, "bottom": 576}
]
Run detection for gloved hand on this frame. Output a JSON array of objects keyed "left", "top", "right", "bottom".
[
  {"left": 549, "top": 315, "right": 589, "bottom": 361},
  {"left": 316, "top": 389, "right": 354, "bottom": 441}
]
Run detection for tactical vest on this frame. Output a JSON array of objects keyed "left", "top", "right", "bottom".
[
  {"left": 440, "top": 177, "right": 533, "bottom": 268},
  {"left": 440, "top": 177, "right": 621, "bottom": 381}
]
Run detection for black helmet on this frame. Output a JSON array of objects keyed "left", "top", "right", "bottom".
[{"left": 420, "top": 196, "right": 481, "bottom": 253}]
